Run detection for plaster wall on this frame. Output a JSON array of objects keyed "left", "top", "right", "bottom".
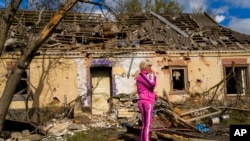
[
  {"left": 29, "top": 58, "right": 80, "bottom": 107},
  {"left": 110, "top": 52, "right": 250, "bottom": 104},
  {"left": 1, "top": 51, "right": 250, "bottom": 110}
]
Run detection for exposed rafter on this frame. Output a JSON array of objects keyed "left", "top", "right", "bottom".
[{"left": 150, "top": 11, "right": 189, "bottom": 38}]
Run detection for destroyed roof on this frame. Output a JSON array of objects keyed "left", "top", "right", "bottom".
[
  {"left": 5, "top": 10, "right": 250, "bottom": 53},
  {"left": 117, "top": 12, "right": 250, "bottom": 50}
]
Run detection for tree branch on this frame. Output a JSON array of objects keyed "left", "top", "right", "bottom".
[
  {"left": 78, "top": 0, "right": 117, "bottom": 16},
  {"left": 0, "top": 0, "right": 78, "bottom": 133},
  {"left": 0, "top": 0, "right": 21, "bottom": 55}
]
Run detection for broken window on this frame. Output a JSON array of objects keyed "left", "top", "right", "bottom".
[
  {"left": 14, "top": 70, "right": 29, "bottom": 95},
  {"left": 6, "top": 61, "right": 31, "bottom": 100},
  {"left": 170, "top": 67, "right": 188, "bottom": 91},
  {"left": 225, "top": 66, "right": 248, "bottom": 95},
  {"left": 116, "top": 32, "right": 127, "bottom": 39}
]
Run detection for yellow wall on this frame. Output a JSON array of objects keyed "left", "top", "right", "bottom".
[
  {"left": 0, "top": 55, "right": 81, "bottom": 109},
  {"left": 29, "top": 57, "right": 80, "bottom": 107},
  {"left": 1, "top": 51, "right": 250, "bottom": 110}
]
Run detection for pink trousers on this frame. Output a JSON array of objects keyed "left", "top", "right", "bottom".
[{"left": 138, "top": 102, "right": 153, "bottom": 141}]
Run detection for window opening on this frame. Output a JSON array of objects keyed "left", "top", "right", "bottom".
[
  {"left": 6, "top": 61, "right": 29, "bottom": 96},
  {"left": 171, "top": 67, "right": 187, "bottom": 91},
  {"left": 225, "top": 66, "right": 247, "bottom": 95},
  {"left": 15, "top": 70, "right": 29, "bottom": 94}
]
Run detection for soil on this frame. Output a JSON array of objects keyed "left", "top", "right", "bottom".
[{"left": 109, "top": 125, "right": 230, "bottom": 141}]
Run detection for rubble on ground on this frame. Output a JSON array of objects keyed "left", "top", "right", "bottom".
[{"left": 1, "top": 92, "right": 250, "bottom": 141}]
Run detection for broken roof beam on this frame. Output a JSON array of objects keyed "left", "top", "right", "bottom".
[{"left": 150, "top": 11, "right": 189, "bottom": 38}]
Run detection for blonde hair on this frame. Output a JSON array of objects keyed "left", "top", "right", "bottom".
[{"left": 139, "top": 59, "right": 152, "bottom": 70}]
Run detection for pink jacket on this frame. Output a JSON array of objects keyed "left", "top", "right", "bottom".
[{"left": 136, "top": 70, "right": 157, "bottom": 103}]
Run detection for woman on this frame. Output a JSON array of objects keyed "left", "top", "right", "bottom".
[{"left": 136, "top": 59, "right": 157, "bottom": 141}]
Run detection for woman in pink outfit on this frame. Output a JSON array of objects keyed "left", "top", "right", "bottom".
[{"left": 136, "top": 59, "right": 157, "bottom": 141}]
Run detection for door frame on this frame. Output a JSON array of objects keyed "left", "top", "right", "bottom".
[{"left": 90, "top": 67, "right": 112, "bottom": 114}]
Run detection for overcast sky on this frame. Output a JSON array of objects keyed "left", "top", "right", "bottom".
[{"left": 1, "top": 0, "right": 250, "bottom": 35}]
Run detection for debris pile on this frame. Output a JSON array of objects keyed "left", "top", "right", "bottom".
[{"left": 2, "top": 92, "right": 250, "bottom": 141}]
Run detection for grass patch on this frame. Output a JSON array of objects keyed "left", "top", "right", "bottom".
[
  {"left": 224, "top": 110, "right": 250, "bottom": 127},
  {"left": 66, "top": 128, "right": 119, "bottom": 141}
]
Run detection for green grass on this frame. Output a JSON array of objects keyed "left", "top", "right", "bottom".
[
  {"left": 66, "top": 128, "right": 119, "bottom": 141},
  {"left": 224, "top": 110, "right": 250, "bottom": 127}
]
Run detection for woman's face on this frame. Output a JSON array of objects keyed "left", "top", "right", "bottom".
[{"left": 144, "top": 64, "right": 152, "bottom": 73}]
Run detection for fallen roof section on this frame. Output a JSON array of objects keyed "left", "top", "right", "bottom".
[{"left": 3, "top": 10, "right": 250, "bottom": 54}]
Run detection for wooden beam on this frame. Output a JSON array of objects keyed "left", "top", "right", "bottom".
[{"left": 150, "top": 11, "right": 189, "bottom": 38}]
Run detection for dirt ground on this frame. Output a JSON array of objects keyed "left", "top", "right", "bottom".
[
  {"left": 57, "top": 113, "right": 231, "bottom": 141},
  {"left": 79, "top": 125, "right": 229, "bottom": 141},
  {"left": 107, "top": 125, "right": 230, "bottom": 141}
]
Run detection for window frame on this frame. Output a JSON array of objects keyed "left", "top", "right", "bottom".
[
  {"left": 224, "top": 64, "right": 249, "bottom": 96},
  {"left": 6, "top": 61, "right": 31, "bottom": 101},
  {"left": 169, "top": 66, "right": 188, "bottom": 94}
]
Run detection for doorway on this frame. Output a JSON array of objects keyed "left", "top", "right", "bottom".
[{"left": 90, "top": 67, "right": 112, "bottom": 115}]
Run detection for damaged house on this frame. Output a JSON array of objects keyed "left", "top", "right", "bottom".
[{"left": 1, "top": 10, "right": 250, "bottom": 124}]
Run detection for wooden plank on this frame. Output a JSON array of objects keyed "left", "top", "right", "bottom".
[
  {"left": 151, "top": 11, "right": 189, "bottom": 38},
  {"left": 184, "top": 110, "right": 222, "bottom": 122},
  {"left": 180, "top": 106, "right": 211, "bottom": 116},
  {"left": 179, "top": 106, "right": 222, "bottom": 122},
  {"left": 165, "top": 109, "right": 201, "bottom": 132},
  {"left": 189, "top": 138, "right": 218, "bottom": 141},
  {"left": 118, "top": 108, "right": 136, "bottom": 118}
]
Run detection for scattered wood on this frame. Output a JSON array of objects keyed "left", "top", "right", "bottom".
[
  {"left": 118, "top": 108, "right": 137, "bottom": 118},
  {"left": 165, "top": 109, "right": 201, "bottom": 132},
  {"left": 160, "top": 89, "right": 179, "bottom": 124},
  {"left": 179, "top": 106, "right": 222, "bottom": 122},
  {"left": 155, "top": 131, "right": 188, "bottom": 141},
  {"left": 220, "top": 106, "right": 250, "bottom": 112},
  {"left": 188, "top": 138, "right": 218, "bottom": 141}
]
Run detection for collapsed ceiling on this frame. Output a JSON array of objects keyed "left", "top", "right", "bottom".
[{"left": 4, "top": 10, "right": 250, "bottom": 53}]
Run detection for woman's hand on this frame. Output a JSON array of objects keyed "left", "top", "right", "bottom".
[{"left": 151, "top": 70, "right": 155, "bottom": 75}]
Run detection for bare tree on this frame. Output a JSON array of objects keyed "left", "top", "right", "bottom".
[
  {"left": 115, "top": 0, "right": 183, "bottom": 15},
  {"left": 0, "top": 0, "right": 21, "bottom": 56},
  {"left": 192, "top": 5, "right": 205, "bottom": 13},
  {"left": 27, "top": 0, "right": 63, "bottom": 11},
  {"left": 0, "top": 0, "right": 79, "bottom": 134},
  {"left": 27, "top": 0, "right": 84, "bottom": 12},
  {"left": 159, "top": 0, "right": 183, "bottom": 14},
  {"left": 192, "top": 5, "right": 218, "bottom": 20},
  {"left": 0, "top": 0, "right": 117, "bottom": 134},
  {"left": 115, "top": 0, "right": 142, "bottom": 15}
]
